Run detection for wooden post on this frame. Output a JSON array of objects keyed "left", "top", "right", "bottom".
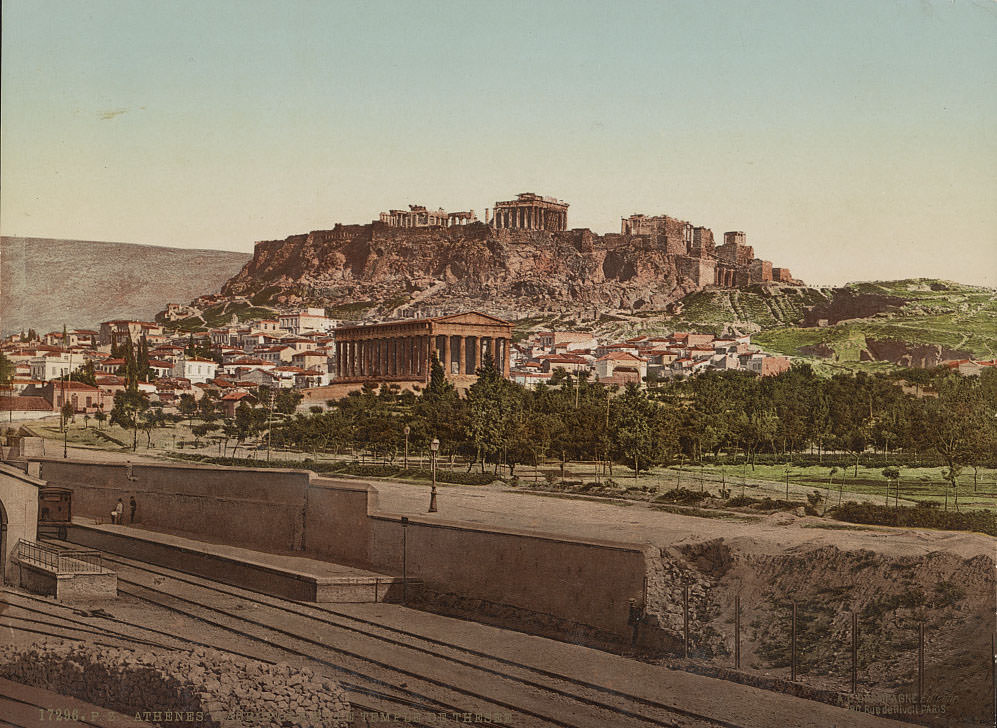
[
  {"left": 734, "top": 595, "right": 741, "bottom": 670},
  {"left": 401, "top": 516, "right": 408, "bottom": 605},
  {"left": 683, "top": 585, "right": 690, "bottom": 659},
  {"left": 851, "top": 611, "right": 858, "bottom": 693},
  {"left": 918, "top": 622, "right": 924, "bottom": 710},
  {"left": 791, "top": 600, "right": 797, "bottom": 682}
]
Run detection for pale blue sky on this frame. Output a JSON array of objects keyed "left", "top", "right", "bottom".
[{"left": 2, "top": 0, "right": 995, "bottom": 286}]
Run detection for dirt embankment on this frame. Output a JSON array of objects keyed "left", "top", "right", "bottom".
[
  {"left": 802, "top": 290, "right": 905, "bottom": 326},
  {"left": 861, "top": 339, "right": 973, "bottom": 367},
  {"left": 640, "top": 538, "right": 995, "bottom": 727}
]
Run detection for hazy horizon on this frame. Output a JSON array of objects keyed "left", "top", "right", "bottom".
[{"left": 2, "top": 0, "right": 995, "bottom": 288}]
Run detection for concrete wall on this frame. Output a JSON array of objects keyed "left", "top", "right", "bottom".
[
  {"left": 0, "top": 463, "right": 41, "bottom": 584},
  {"left": 304, "top": 478, "right": 372, "bottom": 565},
  {"left": 17, "top": 562, "right": 117, "bottom": 602},
  {"left": 37, "top": 460, "right": 308, "bottom": 553},
  {"left": 367, "top": 514, "right": 646, "bottom": 636},
  {"left": 31, "top": 458, "right": 650, "bottom": 638}
]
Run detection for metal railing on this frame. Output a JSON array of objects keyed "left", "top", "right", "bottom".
[{"left": 16, "top": 538, "right": 102, "bottom": 574}]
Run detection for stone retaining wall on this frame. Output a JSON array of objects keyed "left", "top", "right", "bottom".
[{"left": 0, "top": 640, "right": 349, "bottom": 728}]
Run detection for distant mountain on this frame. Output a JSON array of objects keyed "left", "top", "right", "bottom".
[{"left": 0, "top": 237, "right": 250, "bottom": 335}]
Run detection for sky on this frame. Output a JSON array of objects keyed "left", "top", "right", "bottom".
[{"left": 1, "top": 0, "right": 995, "bottom": 287}]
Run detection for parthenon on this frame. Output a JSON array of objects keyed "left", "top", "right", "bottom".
[
  {"left": 379, "top": 204, "right": 477, "bottom": 228},
  {"left": 488, "top": 193, "right": 568, "bottom": 232},
  {"left": 333, "top": 311, "right": 512, "bottom": 385}
]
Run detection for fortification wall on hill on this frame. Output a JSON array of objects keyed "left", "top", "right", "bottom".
[{"left": 219, "top": 221, "right": 800, "bottom": 317}]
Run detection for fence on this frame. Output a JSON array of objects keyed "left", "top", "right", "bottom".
[
  {"left": 653, "top": 590, "right": 996, "bottom": 723},
  {"left": 16, "top": 538, "right": 103, "bottom": 574}
]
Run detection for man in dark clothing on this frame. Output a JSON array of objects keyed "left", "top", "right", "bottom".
[{"left": 129, "top": 496, "right": 137, "bottom": 523}]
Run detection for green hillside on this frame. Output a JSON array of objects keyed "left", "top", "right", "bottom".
[
  {"left": 754, "top": 279, "right": 996, "bottom": 365},
  {"left": 513, "top": 279, "right": 997, "bottom": 372}
]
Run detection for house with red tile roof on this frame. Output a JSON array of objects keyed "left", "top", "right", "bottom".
[{"left": 595, "top": 351, "right": 647, "bottom": 382}]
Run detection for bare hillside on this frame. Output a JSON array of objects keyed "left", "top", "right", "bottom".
[{"left": 0, "top": 237, "right": 250, "bottom": 335}]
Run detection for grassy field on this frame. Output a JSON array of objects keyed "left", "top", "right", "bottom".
[
  {"left": 675, "top": 461, "right": 997, "bottom": 511},
  {"left": 26, "top": 417, "right": 997, "bottom": 514}
]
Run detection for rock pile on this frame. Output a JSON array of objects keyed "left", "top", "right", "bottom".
[{"left": 0, "top": 640, "right": 349, "bottom": 728}]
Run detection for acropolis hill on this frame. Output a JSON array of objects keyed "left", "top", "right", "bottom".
[{"left": 219, "top": 193, "right": 802, "bottom": 320}]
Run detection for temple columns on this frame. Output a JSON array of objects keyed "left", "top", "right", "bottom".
[{"left": 441, "top": 334, "right": 450, "bottom": 373}]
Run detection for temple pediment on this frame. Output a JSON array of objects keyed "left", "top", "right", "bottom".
[{"left": 430, "top": 311, "right": 512, "bottom": 328}]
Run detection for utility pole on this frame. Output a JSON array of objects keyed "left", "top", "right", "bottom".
[
  {"left": 266, "top": 388, "right": 276, "bottom": 463},
  {"left": 403, "top": 425, "right": 410, "bottom": 470},
  {"left": 62, "top": 348, "right": 73, "bottom": 459}
]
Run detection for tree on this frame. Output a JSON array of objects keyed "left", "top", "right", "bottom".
[
  {"left": 110, "top": 387, "right": 150, "bottom": 451},
  {"left": 136, "top": 336, "right": 152, "bottom": 382},
  {"left": 255, "top": 386, "right": 303, "bottom": 416},
  {"left": 223, "top": 401, "right": 267, "bottom": 458},
  {"left": 0, "top": 353, "right": 14, "bottom": 387},
  {"left": 191, "top": 422, "right": 221, "bottom": 447},
  {"left": 465, "top": 353, "right": 516, "bottom": 473},
  {"left": 178, "top": 394, "right": 198, "bottom": 427},
  {"left": 414, "top": 356, "right": 465, "bottom": 467},
  {"left": 198, "top": 393, "right": 220, "bottom": 423},
  {"left": 72, "top": 360, "right": 98, "bottom": 387},
  {"left": 882, "top": 466, "right": 900, "bottom": 507},
  {"left": 924, "top": 376, "right": 986, "bottom": 511},
  {"left": 0, "top": 353, "right": 14, "bottom": 415},
  {"left": 610, "top": 383, "right": 658, "bottom": 479},
  {"left": 140, "top": 405, "right": 168, "bottom": 447},
  {"left": 60, "top": 401, "right": 74, "bottom": 431}
]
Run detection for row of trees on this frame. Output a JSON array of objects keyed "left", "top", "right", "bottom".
[
  {"left": 264, "top": 356, "right": 996, "bottom": 479},
  {"left": 7, "top": 346, "right": 994, "bottom": 481}
]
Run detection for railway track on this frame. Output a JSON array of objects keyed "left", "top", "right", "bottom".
[
  {"left": 1, "top": 589, "right": 454, "bottom": 728},
  {"left": 40, "top": 540, "right": 745, "bottom": 728},
  {"left": 0, "top": 692, "right": 106, "bottom": 728}
]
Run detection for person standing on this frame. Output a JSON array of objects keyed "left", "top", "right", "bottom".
[
  {"left": 129, "top": 496, "right": 137, "bottom": 523},
  {"left": 111, "top": 498, "right": 124, "bottom": 524}
]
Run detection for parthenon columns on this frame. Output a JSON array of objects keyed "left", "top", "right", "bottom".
[{"left": 492, "top": 205, "right": 567, "bottom": 232}]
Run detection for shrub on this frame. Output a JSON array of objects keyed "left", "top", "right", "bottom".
[
  {"left": 804, "top": 489, "right": 823, "bottom": 516},
  {"left": 752, "top": 498, "right": 797, "bottom": 512},
  {"left": 726, "top": 495, "right": 760, "bottom": 508},
  {"left": 829, "top": 502, "right": 997, "bottom": 536},
  {"left": 654, "top": 488, "right": 706, "bottom": 505},
  {"left": 932, "top": 580, "right": 966, "bottom": 608}
]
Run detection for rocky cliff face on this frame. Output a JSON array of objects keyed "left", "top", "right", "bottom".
[{"left": 221, "top": 223, "right": 703, "bottom": 319}]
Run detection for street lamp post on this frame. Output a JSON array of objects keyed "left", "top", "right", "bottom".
[
  {"left": 429, "top": 437, "right": 440, "bottom": 513},
  {"left": 403, "top": 425, "right": 410, "bottom": 470},
  {"left": 266, "top": 389, "right": 275, "bottom": 463}
]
